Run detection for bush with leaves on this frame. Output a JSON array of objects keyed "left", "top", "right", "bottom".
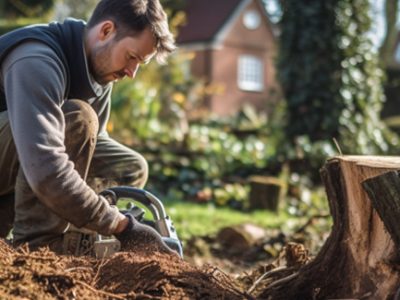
[
  {"left": 110, "top": 71, "right": 285, "bottom": 207},
  {"left": 0, "top": 0, "right": 54, "bottom": 18}
]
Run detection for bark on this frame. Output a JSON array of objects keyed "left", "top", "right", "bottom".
[
  {"left": 259, "top": 156, "right": 400, "bottom": 300},
  {"left": 379, "top": 0, "right": 399, "bottom": 68},
  {"left": 363, "top": 171, "right": 400, "bottom": 251}
]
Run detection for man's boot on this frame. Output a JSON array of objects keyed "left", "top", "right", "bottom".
[{"left": 0, "top": 193, "right": 14, "bottom": 238}]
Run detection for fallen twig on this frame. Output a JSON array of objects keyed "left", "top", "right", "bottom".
[
  {"left": 91, "top": 257, "right": 110, "bottom": 285},
  {"left": 264, "top": 272, "right": 299, "bottom": 290},
  {"left": 75, "top": 278, "right": 127, "bottom": 300},
  {"left": 247, "top": 266, "right": 289, "bottom": 294}
]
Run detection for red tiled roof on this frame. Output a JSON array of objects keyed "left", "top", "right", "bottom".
[{"left": 176, "top": 0, "right": 243, "bottom": 44}]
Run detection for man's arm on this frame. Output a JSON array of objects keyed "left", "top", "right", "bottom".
[{"left": 2, "top": 41, "right": 125, "bottom": 235}]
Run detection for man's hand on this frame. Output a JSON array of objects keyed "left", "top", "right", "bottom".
[{"left": 114, "top": 213, "right": 176, "bottom": 255}]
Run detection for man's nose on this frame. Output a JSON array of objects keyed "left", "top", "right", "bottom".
[{"left": 125, "top": 62, "right": 140, "bottom": 79}]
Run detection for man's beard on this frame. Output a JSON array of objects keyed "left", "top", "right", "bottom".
[{"left": 88, "top": 42, "right": 113, "bottom": 85}]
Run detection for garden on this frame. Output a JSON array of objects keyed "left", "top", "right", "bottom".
[{"left": 1, "top": 0, "right": 400, "bottom": 299}]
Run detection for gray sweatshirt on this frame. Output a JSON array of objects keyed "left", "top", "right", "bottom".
[{"left": 0, "top": 40, "right": 124, "bottom": 241}]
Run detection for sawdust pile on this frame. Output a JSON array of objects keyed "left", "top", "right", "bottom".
[{"left": 0, "top": 239, "right": 250, "bottom": 300}]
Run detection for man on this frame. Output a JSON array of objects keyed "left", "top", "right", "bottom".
[{"left": 0, "top": 0, "right": 176, "bottom": 255}]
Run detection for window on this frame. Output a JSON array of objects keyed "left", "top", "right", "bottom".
[
  {"left": 238, "top": 55, "right": 264, "bottom": 92},
  {"left": 243, "top": 10, "right": 261, "bottom": 30}
]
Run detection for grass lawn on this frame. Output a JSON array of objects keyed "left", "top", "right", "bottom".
[
  {"left": 166, "top": 202, "right": 292, "bottom": 241},
  {"left": 119, "top": 199, "right": 292, "bottom": 241}
]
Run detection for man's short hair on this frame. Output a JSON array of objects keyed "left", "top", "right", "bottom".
[{"left": 87, "top": 0, "right": 176, "bottom": 64}]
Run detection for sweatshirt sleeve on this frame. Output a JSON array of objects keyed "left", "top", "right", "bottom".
[{"left": 1, "top": 41, "right": 124, "bottom": 235}]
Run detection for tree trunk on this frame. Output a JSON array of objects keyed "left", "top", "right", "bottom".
[
  {"left": 379, "top": 0, "right": 399, "bottom": 68},
  {"left": 259, "top": 156, "right": 400, "bottom": 300}
]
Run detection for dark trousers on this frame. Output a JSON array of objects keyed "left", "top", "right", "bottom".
[{"left": 0, "top": 99, "right": 148, "bottom": 243}]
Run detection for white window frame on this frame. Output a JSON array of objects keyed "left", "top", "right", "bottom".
[{"left": 237, "top": 55, "right": 264, "bottom": 92}]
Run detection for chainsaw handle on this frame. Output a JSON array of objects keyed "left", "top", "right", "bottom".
[
  {"left": 104, "top": 186, "right": 167, "bottom": 221},
  {"left": 106, "top": 186, "right": 152, "bottom": 206}
]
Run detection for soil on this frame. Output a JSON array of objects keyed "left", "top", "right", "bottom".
[
  {"left": 0, "top": 235, "right": 312, "bottom": 300},
  {"left": 0, "top": 217, "right": 327, "bottom": 300}
]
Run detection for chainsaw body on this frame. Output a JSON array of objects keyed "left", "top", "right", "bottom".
[{"left": 97, "top": 186, "right": 183, "bottom": 258}]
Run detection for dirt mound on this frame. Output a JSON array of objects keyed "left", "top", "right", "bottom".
[{"left": 0, "top": 239, "right": 250, "bottom": 299}]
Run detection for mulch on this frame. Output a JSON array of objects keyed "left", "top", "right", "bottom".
[{"left": 0, "top": 239, "right": 252, "bottom": 300}]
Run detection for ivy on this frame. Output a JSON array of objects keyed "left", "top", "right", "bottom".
[{"left": 278, "top": 0, "right": 398, "bottom": 154}]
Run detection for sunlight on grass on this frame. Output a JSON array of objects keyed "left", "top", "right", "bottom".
[
  {"left": 118, "top": 199, "right": 290, "bottom": 241},
  {"left": 163, "top": 201, "right": 290, "bottom": 241},
  {"left": 116, "top": 188, "right": 333, "bottom": 243}
]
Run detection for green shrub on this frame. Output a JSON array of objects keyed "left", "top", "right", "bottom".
[{"left": 0, "top": 18, "right": 43, "bottom": 35}]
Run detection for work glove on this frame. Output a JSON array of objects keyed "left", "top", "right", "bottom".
[{"left": 115, "top": 212, "right": 176, "bottom": 256}]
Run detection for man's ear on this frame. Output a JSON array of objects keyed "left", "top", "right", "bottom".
[{"left": 98, "top": 21, "right": 116, "bottom": 41}]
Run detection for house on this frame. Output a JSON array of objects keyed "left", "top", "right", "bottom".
[{"left": 176, "top": 0, "right": 280, "bottom": 117}]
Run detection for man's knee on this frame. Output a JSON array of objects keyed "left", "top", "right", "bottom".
[
  {"left": 110, "top": 152, "right": 149, "bottom": 188},
  {"left": 126, "top": 153, "right": 148, "bottom": 188},
  {"left": 62, "top": 99, "right": 99, "bottom": 139},
  {"left": 88, "top": 152, "right": 148, "bottom": 191}
]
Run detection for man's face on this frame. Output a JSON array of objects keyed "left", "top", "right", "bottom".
[{"left": 88, "top": 26, "right": 157, "bottom": 85}]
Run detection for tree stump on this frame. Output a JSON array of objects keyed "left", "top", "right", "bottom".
[
  {"left": 260, "top": 156, "right": 400, "bottom": 300},
  {"left": 248, "top": 176, "right": 283, "bottom": 211}
]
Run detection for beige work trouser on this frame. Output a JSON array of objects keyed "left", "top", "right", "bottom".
[{"left": 0, "top": 99, "right": 148, "bottom": 251}]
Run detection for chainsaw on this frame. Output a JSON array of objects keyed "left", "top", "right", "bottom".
[
  {"left": 100, "top": 186, "right": 183, "bottom": 257},
  {"left": 91, "top": 186, "right": 183, "bottom": 258}
]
